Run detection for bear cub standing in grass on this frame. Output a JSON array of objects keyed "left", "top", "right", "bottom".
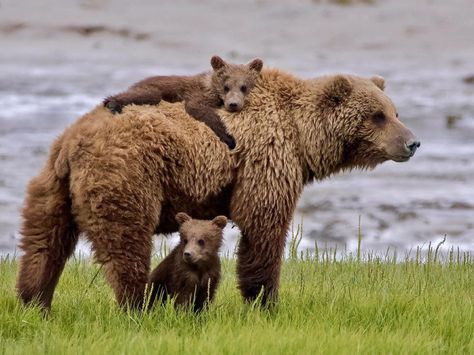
[
  {"left": 104, "top": 56, "right": 263, "bottom": 149},
  {"left": 148, "top": 213, "right": 227, "bottom": 312}
]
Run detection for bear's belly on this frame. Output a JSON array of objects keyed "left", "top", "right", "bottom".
[{"left": 154, "top": 184, "right": 232, "bottom": 235}]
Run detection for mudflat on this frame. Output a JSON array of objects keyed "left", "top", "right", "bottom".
[{"left": 0, "top": 0, "right": 473, "bottom": 254}]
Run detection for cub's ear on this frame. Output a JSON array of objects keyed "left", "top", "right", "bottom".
[
  {"left": 210, "top": 55, "right": 227, "bottom": 70},
  {"left": 175, "top": 212, "right": 192, "bottom": 225},
  {"left": 370, "top": 75, "right": 385, "bottom": 90},
  {"left": 212, "top": 215, "right": 227, "bottom": 229},
  {"left": 324, "top": 75, "right": 353, "bottom": 106},
  {"left": 248, "top": 58, "right": 263, "bottom": 73}
]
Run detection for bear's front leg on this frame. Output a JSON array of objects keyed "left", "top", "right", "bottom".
[
  {"left": 230, "top": 137, "right": 303, "bottom": 306},
  {"left": 236, "top": 222, "right": 289, "bottom": 305},
  {"left": 103, "top": 87, "right": 163, "bottom": 114}
]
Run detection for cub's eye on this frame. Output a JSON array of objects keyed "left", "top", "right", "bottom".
[
  {"left": 224, "top": 85, "right": 230, "bottom": 93},
  {"left": 240, "top": 85, "right": 247, "bottom": 93},
  {"left": 372, "top": 111, "right": 386, "bottom": 124},
  {"left": 183, "top": 239, "right": 188, "bottom": 244},
  {"left": 396, "top": 112, "right": 399, "bottom": 118},
  {"left": 198, "top": 239, "right": 205, "bottom": 247}
]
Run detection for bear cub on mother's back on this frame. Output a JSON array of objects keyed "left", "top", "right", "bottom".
[
  {"left": 148, "top": 213, "right": 226, "bottom": 312},
  {"left": 104, "top": 56, "right": 263, "bottom": 149}
]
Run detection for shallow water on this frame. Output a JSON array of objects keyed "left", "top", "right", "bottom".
[
  {"left": 0, "top": 58, "right": 473, "bottom": 256},
  {"left": 0, "top": 0, "right": 473, "bottom": 256}
]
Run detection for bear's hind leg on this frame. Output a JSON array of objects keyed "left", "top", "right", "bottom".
[
  {"left": 16, "top": 170, "right": 78, "bottom": 311},
  {"left": 89, "top": 223, "right": 154, "bottom": 310}
]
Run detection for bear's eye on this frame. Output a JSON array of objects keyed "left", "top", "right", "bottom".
[
  {"left": 240, "top": 85, "right": 247, "bottom": 93},
  {"left": 183, "top": 238, "right": 188, "bottom": 244},
  {"left": 372, "top": 111, "right": 386, "bottom": 124},
  {"left": 224, "top": 85, "right": 230, "bottom": 93},
  {"left": 396, "top": 112, "right": 399, "bottom": 118},
  {"left": 198, "top": 239, "right": 205, "bottom": 247}
]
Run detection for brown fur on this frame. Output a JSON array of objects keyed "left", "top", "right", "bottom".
[
  {"left": 103, "top": 56, "right": 263, "bottom": 149},
  {"left": 148, "top": 213, "right": 226, "bottom": 312},
  {"left": 16, "top": 70, "right": 419, "bottom": 310},
  {"left": 16, "top": 135, "right": 79, "bottom": 310}
]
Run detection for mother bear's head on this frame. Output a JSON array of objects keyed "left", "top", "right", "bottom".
[{"left": 300, "top": 74, "right": 420, "bottom": 177}]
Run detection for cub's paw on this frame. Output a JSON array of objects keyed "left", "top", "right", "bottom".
[
  {"left": 103, "top": 98, "right": 123, "bottom": 114},
  {"left": 222, "top": 133, "right": 236, "bottom": 150}
]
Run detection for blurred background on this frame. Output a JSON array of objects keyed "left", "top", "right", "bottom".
[{"left": 0, "top": 0, "right": 473, "bottom": 256}]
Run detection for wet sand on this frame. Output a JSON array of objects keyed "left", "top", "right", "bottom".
[{"left": 0, "top": 0, "right": 473, "bottom": 255}]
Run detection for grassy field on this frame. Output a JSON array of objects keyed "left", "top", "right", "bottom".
[{"left": 0, "top": 246, "right": 473, "bottom": 355}]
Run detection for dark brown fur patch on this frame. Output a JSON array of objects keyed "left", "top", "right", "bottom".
[{"left": 148, "top": 213, "right": 226, "bottom": 312}]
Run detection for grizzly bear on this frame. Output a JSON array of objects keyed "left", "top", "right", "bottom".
[
  {"left": 148, "top": 213, "right": 226, "bottom": 312},
  {"left": 16, "top": 69, "right": 419, "bottom": 311},
  {"left": 104, "top": 56, "right": 264, "bottom": 149}
]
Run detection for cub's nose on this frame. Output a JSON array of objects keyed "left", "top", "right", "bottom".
[
  {"left": 228, "top": 103, "right": 238, "bottom": 110},
  {"left": 406, "top": 139, "right": 421, "bottom": 155},
  {"left": 183, "top": 252, "right": 191, "bottom": 258}
]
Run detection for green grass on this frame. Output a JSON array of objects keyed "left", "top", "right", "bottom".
[{"left": 0, "top": 248, "right": 473, "bottom": 355}]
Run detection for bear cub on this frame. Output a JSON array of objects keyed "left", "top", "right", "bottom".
[
  {"left": 148, "top": 212, "right": 227, "bottom": 312},
  {"left": 104, "top": 56, "right": 263, "bottom": 149}
]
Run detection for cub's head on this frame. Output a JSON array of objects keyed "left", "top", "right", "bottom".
[
  {"left": 315, "top": 74, "right": 420, "bottom": 171},
  {"left": 175, "top": 212, "right": 227, "bottom": 267},
  {"left": 210, "top": 55, "right": 263, "bottom": 112}
]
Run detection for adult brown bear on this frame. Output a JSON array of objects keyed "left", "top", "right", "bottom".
[{"left": 16, "top": 69, "right": 419, "bottom": 310}]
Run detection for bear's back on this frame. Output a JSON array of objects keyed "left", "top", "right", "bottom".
[{"left": 65, "top": 102, "right": 235, "bottom": 206}]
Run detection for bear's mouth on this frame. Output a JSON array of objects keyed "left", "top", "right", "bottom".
[
  {"left": 226, "top": 105, "right": 241, "bottom": 112},
  {"left": 387, "top": 141, "right": 419, "bottom": 163},
  {"left": 183, "top": 254, "right": 197, "bottom": 264},
  {"left": 391, "top": 154, "right": 412, "bottom": 162}
]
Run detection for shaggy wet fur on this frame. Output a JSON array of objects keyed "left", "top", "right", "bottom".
[
  {"left": 148, "top": 213, "right": 226, "bottom": 312},
  {"left": 103, "top": 56, "right": 263, "bottom": 149},
  {"left": 16, "top": 70, "right": 418, "bottom": 310}
]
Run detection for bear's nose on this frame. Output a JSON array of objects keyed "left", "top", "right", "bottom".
[
  {"left": 406, "top": 139, "right": 421, "bottom": 155},
  {"left": 183, "top": 252, "right": 191, "bottom": 258},
  {"left": 229, "top": 103, "right": 238, "bottom": 110}
]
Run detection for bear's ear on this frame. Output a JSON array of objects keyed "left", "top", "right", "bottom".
[
  {"left": 175, "top": 212, "right": 192, "bottom": 225},
  {"left": 370, "top": 75, "right": 385, "bottom": 90},
  {"left": 210, "top": 56, "right": 227, "bottom": 71},
  {"left": 212, "top": 215, "right": 227, "bottom": 229},
  {"left": 248, "top": 58, "right": 263, "bottom": 73},
  {"left": 324, "top": 75, "right": 353, "bottom": 105}
]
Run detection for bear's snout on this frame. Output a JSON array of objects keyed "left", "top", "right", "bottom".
[
  {"left": 183, "top": 251, "right": 193, "bottom": 261},
  {"left": 382, "top": 118, "right": 420, "bottom": 162},
  {"left": 225, "top": 100, "right": 243, "bottom": 112},
  {"left": 228, "top": 102, "right": 239, "bottom": 111},
  {"left": 405, "top": 139, "right": 421, "bottom": 157}
]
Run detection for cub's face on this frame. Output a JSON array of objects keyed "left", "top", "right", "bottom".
[
  {"left": 210, "top": 56, "right": 263, "bottom": 112},
  {"left": 175, "top": 213, "right": 227, "bottom": 267}
]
